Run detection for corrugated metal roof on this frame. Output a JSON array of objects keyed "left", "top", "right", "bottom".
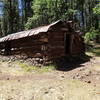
[{"left": 0, "top": 20, "right": 62, "bottom": 43}]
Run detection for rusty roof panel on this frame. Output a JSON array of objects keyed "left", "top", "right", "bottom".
[
  {"left": 7, "top": 30, "right": 31, "bottom": 41},
  {"left": 0, "top": 20, "right": 61, "bottom": 43}
]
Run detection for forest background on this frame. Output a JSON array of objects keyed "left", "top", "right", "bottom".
[{"left": 0, "top": 0, "right": 100, "bottom": 43}]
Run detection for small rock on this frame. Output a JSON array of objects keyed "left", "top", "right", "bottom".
[
  {"left": 79, "top": 68, "right": 84, "bottom": 71},
  {"left": 35, "top": 58, "right": 40, "bottom": 61},
  {"left": 87, "top": 80, "right": 91, "bottom": 83},
  {"left": 18, "top": 80, "right": 20, "bottom": 82},
  {"left": 76, "top": 73, "right": 79, "bottom": 77},
  {"left": 8, "top": 60, "right": 11, "bottom": 63},
  {"left": 20, "top": 60, "right": 23, "bottom": 62},
  {"left": 77, "top": 75, "right": 84, "bottom": 80},
  {"left": 44, "top": 91, "right": 49, "bottom": 94},
  {"left": 7, "top": 98, "right": 13, "bottom": 100},
  {"left": 72, "top": 76, "right": 75, "bottom": 79},
  {"left": 38, "top": 64, "right": 42, "bottom": 67},
  {"left": 40, "top": 59, "right": 43, "bottom": 62},
  {"left": 84, "top": 70, "right": 92, "bottom": 76},
  {"left": 7, "top": 78, "right": 10, "bottom": 80},
  {"left": 61, "top": 75, "right": 65, "bottom": 78},
  {"left": 57, "top": 96, "right": 63, "bottom": 100}
]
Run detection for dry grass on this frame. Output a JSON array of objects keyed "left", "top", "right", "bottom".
[{"left": 17, "top": 61, "right": 56, "bottom": 73}]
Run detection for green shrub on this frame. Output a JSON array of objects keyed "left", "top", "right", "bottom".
[{"left": 84, "top": 27, "right": 100, "bottom": 43}]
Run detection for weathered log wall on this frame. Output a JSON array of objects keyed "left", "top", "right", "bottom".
[
  {"left": 48, "top": 30, "right": 65, "bottom": 59},
  {"left": 9, "top": 34, "right": 48, "bottom": 59},
  {"left": 71, "top": 34, "right": 85, "bottom": 54}
]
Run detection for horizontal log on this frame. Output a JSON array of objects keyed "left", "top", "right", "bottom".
[
  {"left": 13, "top": 47, "right": 41, "bottom": 52},
  {"left": 49, "top": 41, "right": 64, "bottom": 46},
  {"left": 50, "top": 51, "right": 65, "bottom": 55},
  {"left": 49, "top": 46, "right": 64, "bottom": 49},
  {"left": 49, "top": 33, "right": 64, "bottom": 38},
  {"left": 11, "top": 40, "right": 64, "bottom": 49},
  {"left": 49, "top": 34, "right": 64, "bottom": 37},
  {"left": 49, "top": 38, "right": 64, "bottom": 42},
  {"left": 60, "top": 28, "right": 69, "bottom": 31},
  {"left": 11, "top": 41, "right": 48, "bottom": 48},
  {"left": 48, "top": 50, "right": 65, "bottom": 55},
  {"left": 39, "top": 38, "right": 48, "bottom": 42}
]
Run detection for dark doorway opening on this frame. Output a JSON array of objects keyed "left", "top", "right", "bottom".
[{"left": 64, "top": 34, "right": 71, "bottom": 54}]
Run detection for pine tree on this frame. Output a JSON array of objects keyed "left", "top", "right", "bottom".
[{"left": 2, "top": 0, "right": 20, "bottom": 36}]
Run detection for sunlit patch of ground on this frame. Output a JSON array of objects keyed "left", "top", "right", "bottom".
[
  {"left": 0, "top": 62, "right": 26, "bottom": 76},
  {"left": 92, "top": 57, "right": 100, "bottom": 71},
  {"left": 0, "top": 79, "right": 100, "bottom": 100}
]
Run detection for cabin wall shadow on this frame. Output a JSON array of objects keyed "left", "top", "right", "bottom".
[{"left": 52, "top": 54, "right": 91, "bottom": 71}]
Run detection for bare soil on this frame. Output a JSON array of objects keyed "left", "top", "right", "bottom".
[{"left": 0, "top": 51, "right": 100, "bottom": 100}]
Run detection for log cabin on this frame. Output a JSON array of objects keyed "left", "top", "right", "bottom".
[{"left": 0, "top": 20, "right": 85, "bottom": 63}]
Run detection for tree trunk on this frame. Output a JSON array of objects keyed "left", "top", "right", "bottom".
[{"left": 9, "top": 0, "right": 13, "bottom": 34}]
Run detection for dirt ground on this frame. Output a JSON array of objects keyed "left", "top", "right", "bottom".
[{"left": 0, "top": 49, "right": 100, "bottom": 100}]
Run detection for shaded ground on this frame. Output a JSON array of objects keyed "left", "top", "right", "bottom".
[{"left": 0, "top": 44, "right": 100, "bottom": 100}]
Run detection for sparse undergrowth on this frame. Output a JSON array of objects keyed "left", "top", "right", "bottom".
[
  {"left": 86, "top": 43, "right": 100, "bottom": 57},
  {"left": 17, "top": 61, "right": 56, "bottom": 73}
]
